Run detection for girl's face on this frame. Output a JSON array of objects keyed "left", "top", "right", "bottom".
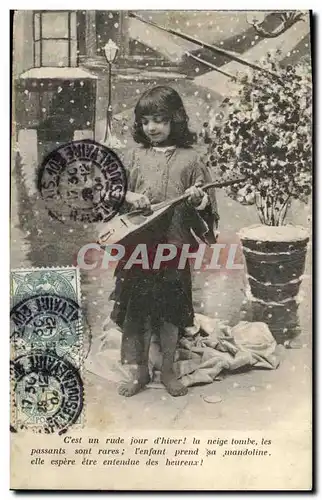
[{"left": 141, "top": 115, "right": 171, "bottom": 145}]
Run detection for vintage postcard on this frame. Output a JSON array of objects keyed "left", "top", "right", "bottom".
[{"left": 11, "top": 10, "right": 312, "bottom": 490}]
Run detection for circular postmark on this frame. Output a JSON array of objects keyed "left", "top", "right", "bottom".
[
  {"left": 10, "top": 294, "right": 83, "bottom": 361},
  {"left": 11, "top": 351, "right": 83, "bottom": 434},
  {"left": 37, "top": 140, "right": 127, "bottom": 223}
]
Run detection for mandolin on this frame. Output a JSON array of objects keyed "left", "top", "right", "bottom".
[{"left": 97, "top": 177, "right": 246, "bottom": 247}]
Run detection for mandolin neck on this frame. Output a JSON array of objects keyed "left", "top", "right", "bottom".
[{"left": 151, "top": 177, "right": 246, "bottom": 212}]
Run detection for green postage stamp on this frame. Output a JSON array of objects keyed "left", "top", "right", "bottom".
[{"left": 10, "top": 267, "right": 85, "bottom": 434}]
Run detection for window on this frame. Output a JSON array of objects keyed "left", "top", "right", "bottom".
[{"left": 33, "top": 11, "right": 77, "bottom": 67}]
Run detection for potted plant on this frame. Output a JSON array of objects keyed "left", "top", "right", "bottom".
[{"left": 203, "top": 52, "right": 312, "bottom": 343}]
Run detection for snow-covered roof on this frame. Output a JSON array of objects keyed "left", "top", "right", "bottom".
[
  {"left": 19, "top": 67, "right": 98, "bottom": 80},
  {"left": 195, "top": 17, "right": 310, "bottom": 95},
  {"left": 117, "top": 71, "right": 186, "bottom": 81}
]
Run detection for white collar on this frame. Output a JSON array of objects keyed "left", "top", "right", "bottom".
[{"left": 152, "top": 145, "right": 176, "bottom": 153}]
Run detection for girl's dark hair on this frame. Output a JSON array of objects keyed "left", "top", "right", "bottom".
[{"left": 133, "top": 86, "right": 197, "bottom": 148}]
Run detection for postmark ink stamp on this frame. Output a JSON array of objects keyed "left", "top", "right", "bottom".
[
  {"left": 37, "top": 139, "right": 127, "bottom": 223},
  {"left": 10, "top": 294, "right": 83, "bottom": 362},
  {"left": 11, "top": 351, "right": 84, "bottom": 434},
  {"left": 11, "top": 268, "right": 84, "bottom": 363},
  {"left": 10, "top": 267, "right": 86, "bottom": 433}
]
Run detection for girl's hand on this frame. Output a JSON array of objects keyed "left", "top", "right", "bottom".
[
  {"left": 126, "top": 191, "right": 151, "bottom": 210},
  {"left": 185, "top": 183, "right": 205, "bottom": 207}
]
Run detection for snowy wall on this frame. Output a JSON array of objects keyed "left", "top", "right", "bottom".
[{"left": 13, "top": 11, "right": 34, "bottom": 78}]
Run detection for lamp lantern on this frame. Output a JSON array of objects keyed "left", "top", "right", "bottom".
[{"left": 104, "top": 39, "right": 119, "bottom": 64}]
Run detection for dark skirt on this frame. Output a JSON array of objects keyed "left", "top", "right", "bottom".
[{"left": 110, "top": 265, "right": 194, "bottom": 330}]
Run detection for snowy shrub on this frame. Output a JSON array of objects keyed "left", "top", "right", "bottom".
[{"left": 203, "top": 53, "right": 312, "bottom": 226}]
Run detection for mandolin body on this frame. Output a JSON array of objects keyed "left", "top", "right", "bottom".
[
  {"left": 97, "top": 177, "right": 246, "bottom": 247},
  {"left": 97, "top": 204, "right": 172, "bottom": 247}
]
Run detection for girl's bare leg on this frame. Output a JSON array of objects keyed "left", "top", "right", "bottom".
[
  {"left": 118, "top": 317, "right": 152, "bottom": 397},
  {"left": 160, "top": 322, "right": 188, "bottom": 397},
  {"left": 118, "top": 364, "right": 150, "bottom": 397}
]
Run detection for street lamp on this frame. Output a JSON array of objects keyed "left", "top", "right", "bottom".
[
  {"left": 246, "top": 11, "right": 305, "bottom": 38},
  {"left": 246, "top": 11, "right": 266, "bottom": 27},
  {"left": 103, "top": 39, "right": 119, "bottom": 146}
]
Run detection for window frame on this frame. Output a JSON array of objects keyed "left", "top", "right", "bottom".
[{"left": 33, "top": 10, "right": 73, "bottom": 67}]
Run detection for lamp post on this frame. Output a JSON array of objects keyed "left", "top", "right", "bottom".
[
  {"left": 103, "top": 39, "right": 119, "bottom": 145},
  {"left": 246, "top": 11, "right": 305, "bottom": 38}
]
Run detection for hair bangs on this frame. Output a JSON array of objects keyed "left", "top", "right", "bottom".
[{"left": 134, "top": 87, "right": 174, "bottom": 121}]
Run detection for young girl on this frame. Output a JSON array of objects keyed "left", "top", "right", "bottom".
[{"left": 110, "top": 86, "right": 219, "bottom": 397}]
